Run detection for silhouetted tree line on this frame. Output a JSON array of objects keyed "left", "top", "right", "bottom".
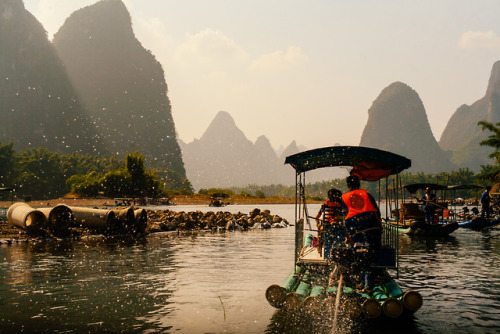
[{"left": 0, "top": 142, "right": 193, "bottom": 200}]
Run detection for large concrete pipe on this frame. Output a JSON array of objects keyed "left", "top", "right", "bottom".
[
  {"left": 38, "top": 204, "right": 74, "bottom": 233},
  {"left": 69, "top": 207, "right": 116, "bottom": 230},
  {"left": 7, "top": 202, "right": 47, "bottom": 232},
  {"left": 111, "top": 207, "right": 135, "bottom": 232},
  {"left": 133, "top": 208, "right": 148, "bottom": 233}
]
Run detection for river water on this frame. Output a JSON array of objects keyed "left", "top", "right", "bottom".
[{"left": 0, "top": 204, "right": 499, "bottom": 333}]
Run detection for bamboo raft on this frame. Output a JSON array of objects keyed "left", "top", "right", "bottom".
[
  {"left": 266, "top": 234, "right": 423, "bottom": 320},
  {"left": 266, "top": 146, "right": 424, "bottom": 323}
]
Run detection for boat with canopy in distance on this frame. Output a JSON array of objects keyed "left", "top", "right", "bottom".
[
  {"left": 452, "top": 185, "right": 500, "bottom": 230},
  {"left": 265, "top": 146, "right": 423, "bottom": 325},
  {"left": 385, "top": 183, "right": 459, "bottom": 236}
]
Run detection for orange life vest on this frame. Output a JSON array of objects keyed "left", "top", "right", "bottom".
[
  {"left": 341, "top": 189, "right": 378, "bottom": 220},
  {"left": 323, "top": 200, "right": 342, "bottom": 222}
]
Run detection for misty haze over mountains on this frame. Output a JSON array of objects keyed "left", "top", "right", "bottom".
[{"left": 1, "top": 0, "right": 498, "bottom": 190}]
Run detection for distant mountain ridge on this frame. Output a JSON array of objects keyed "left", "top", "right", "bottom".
[
  {"left": 52, "top": 0, "right": 186, "bottom": 176},
  {"left": 180, "top": 111, "right": 292, "bottom": 189},
  {"left": 0, "top": 0, "right": 105, "bottom": 154},
  {"left": 438, "top": 61, "right": 500, "bottom": 170},
  {"left": 180, "top": 111, "right": 347, "bottom": 190},
  {"left": 360, "top": 81, "right": 455, "bottom": 173}
]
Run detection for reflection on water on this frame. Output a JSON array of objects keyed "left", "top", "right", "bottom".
[{"left": 0, "top": 204, "right": 499, "bottom": 333}]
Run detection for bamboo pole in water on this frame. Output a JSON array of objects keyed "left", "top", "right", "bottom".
[
  {"left": 401, "top": 290, "right": 423, "bottom": 312},
  {"left": 265, "top": 265, "right": 304, "bottom": 308},
  {"left": 283, "top": 272, "right": 311, "bottom": 313},
  {"left": 362, "top": 299, "right": 382, "bottom": 319},
  {"left": 342, "top": 298, "right": 363, "bottom": 319},
  {"left": 331, "top": 273, "right": 343, "bottom": 328},
  {"left": 302, "top": 285, "right": 325, "bottom": 315},
  {"left": 382, "top": 297, "right": 404, "bottom": 318}
]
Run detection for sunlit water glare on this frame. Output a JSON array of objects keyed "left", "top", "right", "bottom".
[{"left": 0, "top": 204, "right": 499, "bottom": 333}]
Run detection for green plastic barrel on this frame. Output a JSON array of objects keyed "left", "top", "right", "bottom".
[{"left": 302, "top": 285, "right": 325, "bottom": 315}]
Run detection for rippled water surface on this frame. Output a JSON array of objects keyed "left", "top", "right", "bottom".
[{"left": 0, "top": 204, "right": 499, "bottom": 333}]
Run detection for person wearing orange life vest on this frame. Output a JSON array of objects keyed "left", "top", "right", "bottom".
[
  {"left": 315, "top": 188, "right": 345, "bottom": 259},
  {"left": 341, "top": 174, "right": 382, "bottom": 292}
]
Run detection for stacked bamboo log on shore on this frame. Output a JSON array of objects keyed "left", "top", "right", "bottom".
[
  {"left": 265, "top": 236, "right": 423, "bottom": 320},
  {"left": 6, "top": 202, "right": 147, "bottom": 236}
]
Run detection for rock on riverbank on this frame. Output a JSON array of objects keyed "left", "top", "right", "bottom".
[{"left": 146, "top": 208, "right": 289, "bottom": 232}]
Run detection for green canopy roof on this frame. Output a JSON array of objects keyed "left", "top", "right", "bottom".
[
  {"left": 447, "top": 185, "right": 482, "bottom": 191},
  {"left": 403, "top": 183, "right": 449, "bottom": 194},
  {"left": 284, "top": 146, "right": 411, "bottom": 181}
]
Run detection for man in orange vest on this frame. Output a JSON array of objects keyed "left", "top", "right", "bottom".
[
  {"left": 341, "top": 175, "right": 382, "bottom": 292},
  {"left": 315, "top": 188, "right": 344, "bottom": 259}
]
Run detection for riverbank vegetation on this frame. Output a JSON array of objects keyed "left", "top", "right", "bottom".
[
  {"left": 0, "top": 142, "right": 192, "bottom": 201},
  {"left": 2, "top": 121, "right": 500, "bottom": 203}
]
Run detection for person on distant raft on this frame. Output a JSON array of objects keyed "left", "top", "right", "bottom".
[
  {"left": 315, "top": 188, "right": 344, "bottom": 259},
  {"left": 421, "top": 187, "right": 437, "bottom": 224},
  {"left": 481, "top": 186, "right": 492, "bottom": 219},
  {"left": 341, "top": 174, "right": 381, "bottom": 293}
]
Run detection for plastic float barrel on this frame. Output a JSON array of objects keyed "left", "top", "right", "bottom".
[
  {"left": 295, "top": 219, "right": 304, "bottom": 262},
  {"left": 38, "top": 204, "right": 74, "bottom": 233},
  {"left": 382, "top": 297, "right": 404, "bottom": 318},
  {"left": 321, "top": 286, "right": 338, "bottom": 315},
  {"left": 322, "top": 296, "right": 336, "bottom": 316},
  {"left": 401, "top": 290, "right": 423, "bottom": 312},
  {"left": 304, "top": 233, "right": 314, "bottom": 247},
  {"left": 111, "top": 207, "right": 135, "bottom": 231},
  {"left": 266, "top": 284, "right": 286, "bottom": 308},
  {"left": 283, "top": 273, "right": 311, "bottom": 313},
  {"left": 342, "top": 298, "right": 363, "bottom": 319},
  {"left": 383, "top": 279, "right": 404, "bottom": 298},
  {"left": 69, "top": 207, "right": 116, "bottom": 230},
  {"left": 302, "top": 285, "right": 325, "bottom": 315},
  {"left": 372, "top": 286, "right": 389, "bottom": 300},
  {"left": 362, "top": 299, "right": 382, "bottom": 319},
  {"left": 133, "top": 208, "right": 148, "bottom": 233},
  {"left": 265, "top": 266, "right": 304, "bottom": 308},
  {"left": 7, "top": 203, "right": 47, "bottom": 231}
]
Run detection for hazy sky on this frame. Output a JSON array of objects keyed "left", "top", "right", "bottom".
[{"left": 23, "top": 0, "right": 500, "bottom": 151}]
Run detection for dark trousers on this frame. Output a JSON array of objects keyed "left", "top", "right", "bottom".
[{"left": 481, "top": 205, "right": 490, "bottom": 219}]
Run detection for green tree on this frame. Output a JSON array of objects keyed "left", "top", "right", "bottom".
[
  {"left": 477, "top": 120, "right": 500, "bottom": 182},
  {"left": 15, "top": 147, "right": 68, "bottom": 199},
  {"left": 66, "top": 172, "right": 103, "bottom": 197},
  {"left": 478, "top": 121, "right": 500, "bottom": 164},
  {"left": 0, "top": 142, "right": 17, "bottom": 187}
]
